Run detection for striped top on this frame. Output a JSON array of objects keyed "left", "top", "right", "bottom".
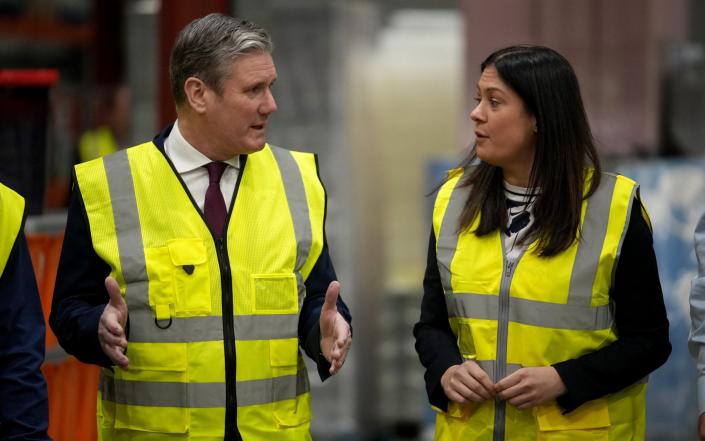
[{"left": 503, "top": 181, "right": 539, "bottom": 262}]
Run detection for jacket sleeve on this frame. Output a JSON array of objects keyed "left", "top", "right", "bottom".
[
  {"left": 689, "top": 209, "right": 705, "bottom": 416},
  {"left": 49, "top": 182, "right": 113, "bottom": 367},
  {"left": 298, "top": 164, "right": 352, "bottom": 381},
  {"left": 299, "top": 240, "right": 352, "bottom": 381},
  {"left": 553, "top": 195, "right": 671, "bottom": 412},
  {"left": 0, "top": 229, "right": 51, "bottom": 440},
  {"left": 413, "top": 229, "right": 464, "bottom": 411}
]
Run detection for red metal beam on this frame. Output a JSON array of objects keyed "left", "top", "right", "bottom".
[{"left": 158, "top": 0, "right": 229, "bottom": 128}]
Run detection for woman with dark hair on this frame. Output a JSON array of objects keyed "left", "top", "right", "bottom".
[{"left": 414, "top": 45, "right": 671, "bottom": 440}]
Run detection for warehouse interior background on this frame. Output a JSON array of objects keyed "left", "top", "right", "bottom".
[{"left": 2, "top": 0, "right": 705, "bottom": 439}]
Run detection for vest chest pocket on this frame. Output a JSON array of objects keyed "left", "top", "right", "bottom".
[
  {"left": 534, "top": 399, "right": 609, "bottom": 441},
  {"left": 168, "top": 239, "right": 211, "bottom": 315},
  {"left": 251, "top": 273, "right": 299, "bottom": 315},
  {"left": 146, "top": 239, "right": 212, "bottom": 319}
]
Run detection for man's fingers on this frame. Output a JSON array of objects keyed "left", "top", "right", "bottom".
[
  {"left": 334, "top": 321, "right": 350, "bottom": 347},
  {"left": 99, "top": 328, "right": 127, "bottom": 348},
  {"left": 329, "top": 362, "right": 339, "bottom": 375},
  {"left": 104, "top": 320, "right": 124, "bottom": 337},
  {"left": 328, "top": 350, "right": 343, "bottom": 374},
  {"left": 328, "top": 339, "right": 352, "bottom": 375},
  {"left": 101, "top": 343, "right": 130, "bottom": 369},
  {"left": 112, "top": 351, "right": 130, "bottom": 369},
  {"left": 101, "top": 309, "right": 125, "bottom": 337},
  {"left": 329, "top": 357, "right": 343, "bottom": 375},
  {"left": 332, "top": 339, "right": 351, "bottom": 368},
  {"left": 99, "top": 277, "right": 129, "bottom": 370},
  {"left": 105, "top": 277, "right": 125, "bottom": 309},
  {"left": 336, "top": 349, "right": 348, "bottom": 368},
  {"left": 322, "top": 281, "right": 340, "bottom": 313}
]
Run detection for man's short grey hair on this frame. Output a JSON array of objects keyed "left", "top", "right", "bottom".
[{"left": 170, "top": 13, "right": 273, "bottom": 106}]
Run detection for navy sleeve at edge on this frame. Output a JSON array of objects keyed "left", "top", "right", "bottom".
[
  {"left": 299, "top": 156, "right": 352, "bottom": 381},
  {"left": 0, "top": 231, "right": 50, "bottom": 440},
  {"left": 413, "top": 229, "right": 464, "bottom": 411},
  {"left": 553, "top": 197, "right": 671, "bottom": 412},
  {"left": 299, "top": 241, "right": 352, "bottom": 382},
  {"left": 49, "top": 183, "right": 113, "bottom": 367}
]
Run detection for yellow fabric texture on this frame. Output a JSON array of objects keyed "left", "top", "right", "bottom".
[
  {"left": 75, "top": 142, "right": 324, "bottom": 440},
  {"left": 431, "top": 170, "right": 645, "bottom": 441},
  {"left": 0, "top": 183, "right": 25, "bottom": 277}
]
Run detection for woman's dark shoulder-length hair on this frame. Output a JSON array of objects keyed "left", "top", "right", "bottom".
[{"left": 457, "top": 44, "right": 601, "bottom": 257}]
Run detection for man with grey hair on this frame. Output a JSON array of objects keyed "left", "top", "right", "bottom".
[{"left": 51, "top": 13, "right": 352, "bottom": 440}]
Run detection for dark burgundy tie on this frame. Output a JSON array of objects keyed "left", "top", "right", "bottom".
[{"left": 204, "top": 162, "right": 228, "bottom": 238}]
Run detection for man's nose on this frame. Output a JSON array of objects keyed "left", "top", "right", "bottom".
[{"left": 261, "top": 89, "right": 277, "bottom": 115}]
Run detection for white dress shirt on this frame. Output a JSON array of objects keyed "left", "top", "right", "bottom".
[{"left": 164, "top": 120, "right": 240, "bottom": 212}]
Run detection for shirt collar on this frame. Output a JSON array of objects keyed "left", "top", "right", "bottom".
[
  {"left": 503, "top": 181, "right": 540, "bottom": 204},
  {"left": 166, "top": 120, "right": 240, "bottom": 173}
]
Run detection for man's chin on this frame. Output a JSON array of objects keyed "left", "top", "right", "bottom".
[{"left": 240, "top": 140, "right": 267, "bottom": 154}]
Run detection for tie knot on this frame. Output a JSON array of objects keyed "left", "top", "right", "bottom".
[{"left": 205, "top": 162, "right": 227, "bottom": 184}]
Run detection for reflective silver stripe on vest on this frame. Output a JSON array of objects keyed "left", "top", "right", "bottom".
[
  {"left": 436, "top": 177, "right": 469, "bottom": 292},
  {"left": 446, "top": 292, "right": 612, "bottom": 330},
  {"left": 101, "top": 369, "right": 309, "bottom": 408},
  {"left": 104, "top": 151, "right": 149, "bottom": 311},
  {"left": 128, "top": 309, "right": 299, "bottom": 343},
  {"left": 270, "top": 146, "right": 312, "bottom": 305},
  {"left": 238, "top": 368, "right": 310, "bottom": 407},
  {"left": 566, "top": 174, "right": 617, "bottom": 306}
]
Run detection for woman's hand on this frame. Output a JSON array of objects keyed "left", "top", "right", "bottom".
[
  {"left": 495, "top": 366, "right": 566, "bottom": 410},
  {"left": 441, "top": 360, "right": 496, "bottom": 403}
]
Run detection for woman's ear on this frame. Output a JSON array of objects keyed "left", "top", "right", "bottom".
[{"left": 183, "top": 77, "right": 209, "bottom": 114}]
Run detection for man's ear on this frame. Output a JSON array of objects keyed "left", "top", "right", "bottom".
[{"left": 184, "top": 77, "right": 209, "bottom": 114}]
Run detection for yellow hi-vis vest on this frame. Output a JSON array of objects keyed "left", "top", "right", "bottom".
[
  {"left": 432, "top": 169, "right": 646, "bottom": 441},
  {"left": 79, "top": 126, "right": 119, "bottom": 162},
  {"left": 0, "top": 183, "right": 25, "bottom": 277},
  {"left": 74, "top": 141, "right": 325, "bottom": 441}
]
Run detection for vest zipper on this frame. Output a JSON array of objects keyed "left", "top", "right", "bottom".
[
  {"left": 494, "top": 252, "right": 518, "bottom": 441},
  {"left": 217, "top": 236, "right": 242, "bottom": 441},
  {"left": 159, "top": 148, "right": 247, "bottom": 439}
]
